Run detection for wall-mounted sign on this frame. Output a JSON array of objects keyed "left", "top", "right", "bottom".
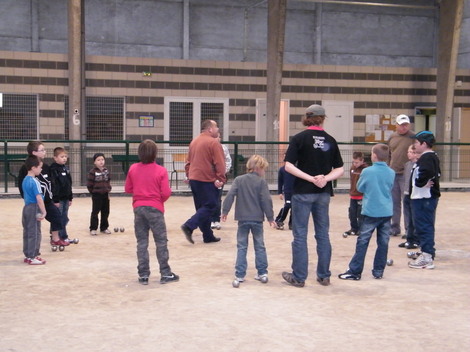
[{"left": 139, "top": 115, "right": 154, "bottom": 127}]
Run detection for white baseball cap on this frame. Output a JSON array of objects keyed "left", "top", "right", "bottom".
[{"left": 396, "top": 114, "right": 410, "bottom": 125}]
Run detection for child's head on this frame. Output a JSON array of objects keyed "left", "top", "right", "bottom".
[
  {"left": 371, "top": 143, "right": 389, "bottom": 162},
  {"left": 27, "top": 141, "right": 46, "bottom": 159},
  {"left": 53, "top": 147, "right": 68, "bottom": 165},
  {"left": 25, "top": 155, "right": 43, "bottom": 175},
  {"left": 412, "top": 131, "right": 435, "bottom": 152},
  {"left": 407, "top": 145, "right": 418, "bottom": 162},
  {"left": 246, "top": 154, "right": 269, "bottom": 176},
  {"left": 352, "top": 151, "right": 365, "bottom": 168},
  {"left": 93, "top": 153, "right": 106, "bottom": 168},
  {"left": 138, "top": 139, "right": 157, "bottom": 164}
]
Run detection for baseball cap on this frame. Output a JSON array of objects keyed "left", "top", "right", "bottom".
[
  {"left": 306, "top": 104, "right": 325, "bottom": 116},
  {"left": 396, "top": 114, "right": 410, "bottom": 125},
  {"left": 412, "top": 130, "right": 435, "bottom": 144}
]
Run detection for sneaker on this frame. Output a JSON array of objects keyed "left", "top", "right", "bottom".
[
  {"left": 51, "top": 239, "right": 70, "bottom": 246},
  {"left": 398, "top": 241, "right": 408, "bottom": 248},
  {"left": 401, "top": 234, "right": 407, "bottom": 239},
  {"left": 232, "top": 277, "right": 244, "bottom": 288},
  {"left": 101, "top": 229, "right": 111, "bottom": 234},
  {"left": 343, "top": 229, "right": 357, "bottom": 237},
  {"left": 317, "top": 277, "right": 331, "bottom": 286},
  {"left": 374, "top": 275, "right": 383, "bottom": 279},
  {"left": 338, "top": 271, "right": 361, "bottom": 280},
  {"left": 213, "top": 221, "right": 221, "bottom": 230},
  {"left": 254, "top": 273, "right": 268, "bottom": 283},
  {"left": 408, "top": 252, "right": 435, "bottom": 269},
  {"left": 90, "top": 230, "right": 97, "bottom": 236},
  {"left": 27, "top": 257, "right": 45, "bottom": 265},
  {"left": 210, "top": 222, "right": 216, "bottom": 229},
  {"left": 35, "top": 256, "right": 46, "bottom": 264},
  {"left": 138, "top": 277, "right": 149, "bottom": 285},
  {"left": 160, "top": 273, "right": 179, "bottom": 284},
  {"left": 181, "top": 224, "right": 194, "bottom": 244},
  {"left": 275, "top": 221, "right": 284, "bottom": 230},
  {"left": 282, "top": 271, "right": 305, "bottom": 287}
]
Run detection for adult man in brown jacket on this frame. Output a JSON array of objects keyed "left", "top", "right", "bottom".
[{"left": 181, "top": 119, "right": 226, "bottom": 244}]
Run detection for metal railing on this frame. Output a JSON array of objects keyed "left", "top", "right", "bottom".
[{"left": 2, "top": 139, "right": 470, "bottom": 192}]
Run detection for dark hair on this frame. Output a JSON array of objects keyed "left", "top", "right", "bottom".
[
  {"left": 138, "top": 139, "right": 157, "bottom": 164},
  {"left": 26, "top": 141, "right": 44, "bottom": 155},
  {"left": 93, "top": 153, "right": 105, "bottom": 161},
  {"left": 352, "top": 151, "right": 364, "bottom": 160},
  {"left": 414, "top": 131, "right": 435, "bottom": 148},
  {"left": 25, "top": 155, "right": 41, "bottom": 171},
  {"left": 372, "top": 143, "right": 389, "bottom": 162},
  {"left": 53, "top": 147, "right": 66, "bottom": 156},
  {"left": 302, "top": 114, "right": 325, "bottom": 127}
]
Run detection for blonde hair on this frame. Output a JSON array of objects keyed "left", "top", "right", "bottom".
[{"left": 246, "top": 154, "right": 268, "bottom": 172}]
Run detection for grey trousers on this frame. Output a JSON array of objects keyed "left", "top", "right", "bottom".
[
  {"left": 22, "top": 203, "right": 41, "bottom": 258},
  {"left": 133, "top": 206, "right": 171, "bottom": 278}
]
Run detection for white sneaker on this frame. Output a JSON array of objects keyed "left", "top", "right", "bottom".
[
  {"left": 408, "top": 252, "right": 434, "bottom": 269},
  {"left": 254, "top": 274, "right": 269, "bottom": 283},
  {"left": 210, "top": 222, "right": 216, "bottom": 229},
  {"left": 27, "top": 257, "right": 45, "bottom": 265},
  {"left": 101, "top": 229, "right": 111, "bottom": 234},
  {"left": 90, "top": 230, "right": 97, "bottom": 236},
  {"left": 213, "top": 222, "right": 221, "bottom": 230}
]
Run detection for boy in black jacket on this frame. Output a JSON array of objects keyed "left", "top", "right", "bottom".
[
  {"left": 50, "top": 147, "right": 74, "bottom": 241},
  {"left": 408, "top": 131, "right": 440, "bottom": 269}
]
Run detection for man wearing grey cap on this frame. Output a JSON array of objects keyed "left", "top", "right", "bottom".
[
  {"left": 387, "top": 114, "right": 415, "bottom": 237},
  {"left": 282, "top": 104, "right": 344, "bottom": 287}
]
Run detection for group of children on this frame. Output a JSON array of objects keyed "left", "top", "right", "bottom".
[
  {"left": 20, "top": 141, "right": 112, "bottom": 265},
  {"left": 20, "top": 132, "right": 440, "bottom": 287}
]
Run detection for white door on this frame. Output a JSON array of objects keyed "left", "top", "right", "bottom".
[{"left": 322, "top": 100, "right": 354, "bottom": 143}]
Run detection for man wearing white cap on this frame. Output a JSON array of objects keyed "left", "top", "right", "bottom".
[{"left": 387, "top": 114, "right": 415, "bottom": 237}]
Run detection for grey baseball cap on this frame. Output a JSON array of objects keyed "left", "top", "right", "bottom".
[{"left": 305, "top": 104, "right": 325, "bottom": 116}]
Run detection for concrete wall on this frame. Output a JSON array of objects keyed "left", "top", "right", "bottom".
[{"left": 0, "top": 0, "right": 468, "bottom": 68}]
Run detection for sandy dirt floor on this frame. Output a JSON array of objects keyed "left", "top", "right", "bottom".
[{"left": 1, "top": 191, "right": 469, "bottom": 352}]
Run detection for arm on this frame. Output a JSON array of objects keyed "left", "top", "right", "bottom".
[
  {"left": 285, "top": 162, "right": 344, "bottom": 188},
  {"left": 222, "top": 144, "right": 232, "bottom": 174},
  {"left": 86, "top": 169, "right": 95, "bottom": 193},
  {"left": 160, "top": 167, "right": 172, "bottom": 202},
  {"left": 36, "top": 194, "right": 47, "bottom": 220}
]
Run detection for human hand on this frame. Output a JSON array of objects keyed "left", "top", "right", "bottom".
[
  {"left": 313, "top": 174, "right": 327, "bottom": 188},
  {"left": 221, "top": 214, "right": 227, "bottom": 222},
  {"left": 279, "top": 194, "right": 284, "bottom": 200}
]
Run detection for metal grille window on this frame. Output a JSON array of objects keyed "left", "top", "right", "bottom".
[
  {"left": 201, "top": 102, "right": 224, "bottom": 136},
  {"left": 0, "top": 94, "right": 38, "bottom": 140},
  {"left": 169, "top": 101, "right": 193, "bottom": 146},
  {"left": 165, "top": 98, "right": 229, "bottom": 147},
  {"left": 65, "top": 96, "right": 124, "bottom": 140}
]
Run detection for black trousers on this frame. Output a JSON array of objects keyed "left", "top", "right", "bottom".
[{"left": 90, "top": 192, "right": 110, "bottom": 231}]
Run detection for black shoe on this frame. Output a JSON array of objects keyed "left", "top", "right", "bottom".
[
  {"left": 338, "top": 271, "right": 361, "bottom": 280},
  {"left": 282, "top": 272, "right": 305, "bottom": 287},
  {"left": 160, "top": 273, "right": 179, "bottom": 284},
  {"left": 317, "top": 277, "right": 330, "bottom": 286},
  {"left": 401, "top": 234, "right": 407, "bottom": 239},
  {"left": 138, "top": 277, "right": 149, "bottom": 285},
  {"left": 374, "top": 275, "right": 383, "bottom": 279},
  {"left": 203, "top": 237, "right": 221, "bottom": 243},
  {"left": 181, "top": 224, "right": 194, "bottom": 244},
  {"left": 398, "top": 241, "right": 408, "bottom": 248},
  {"left": 405, "top": 242, "right": 419, "bottom": 249}
]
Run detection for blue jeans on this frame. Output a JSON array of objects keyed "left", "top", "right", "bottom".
[
  {"left": 186, "top": 180, "right": 219, "bottom": 241},
  {"left": 290, "top": 192, "right": 331, "bottom": 282},
  {"left": 133, "top": 206, "right": 171, "bottom": 278},
  {"left": 348, "top": 198, "right": 363, "bottom": 232},
  {"left": 235, "top": 221, "right": 268, "bottom": 278},
  {"left": 348, "top": 215, "right": 391, "bottom": 278},
  {"left": 411, "top": 197, "right": 438, "bottom": 256},
  {"left": 57, "top": 200, "right": 70, "bottom": 239}
]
